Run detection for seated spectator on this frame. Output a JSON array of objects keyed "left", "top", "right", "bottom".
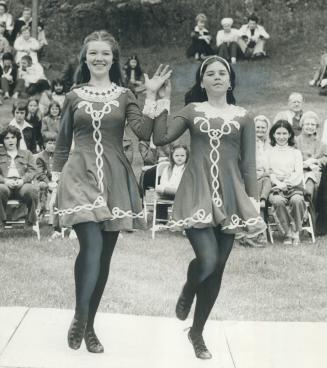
[
  {"left": 35, "top": 131, "right": 57, "bottom": 217},
  {"left": 0, "top": 125, "right": 38, "bottom": 230},
  {"left": 295, "top": 111, "right": 327, "bottom": 200},
  {"left": 238, "top": 14, "right": 270, "bottom": 59},
  {"left": 13, "top": 54, "right": 48, "bottom": 98},
  {"left": 14, "top": 25, "right": 40, "bottom": 65},
  {"left": 0, "top": 21, "right": 10, "bottom": 59},
  {"left": 123, "top": 55, "right": 145, "bottom": 96},
  {"left": 9, "top": 100, "right": 36, "bottom": 153},
  {"left": 51, "top": 78, "right": 65, "bottom": 108},
  {"left": 186, "top": 13, "right": 213, "bottom": 60},
  {"left": 216, "top": 17, "right": 240, "bottom": 64},
  {"left": 0, "top": 52, "right": 17, "bottom": 102},
  {"left": 37, "top": 22, "right": 48, "bottom": 58},
  {"left": 11, "top": 7, "right": 32, "bottom": 43},
  {"left": 273, "top": 92, "right": 304, "bottom": 136},
  {"left": 0, "top": 1, "right": 13, "bottom": 41},
  {"left": 267, "top": 120, "right": 306, "bottom": 246},
  {"left": 41, "top": 101, "right": 61, "bottom": 136},
  {"left": 240, "top": 115, "right": 271, "bottom": 247},
  {"left": 26, "top": 97, "right": 43, "bottom": 151},
  {"left": 309, "top": 53, "right": 327, "bottom": 96},
  {"left": 155, "top": 144, "right": 189, "bottom": 221}
]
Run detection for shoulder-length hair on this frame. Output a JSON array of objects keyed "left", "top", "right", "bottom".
[
  {"left": 184, "top": 56, "right": 236, "bottom": 105},
  {"left": 74, "top": 30, "right": 123, "bottom": 86},
  {"left": 0, "top": 125, "right": 22, "bottom": 148},
  {"left": 167, "top": 144, "right": 189, "bottom": 179},
  {"left": 124, "top": 55, "right": 143, "bottom": 81},
  {"left": 26, "top": 97, "right": 42, "bottom": 120},
  {"left": 269, "top": 120, "right": 295, "bottom": 146},
  {"left": 46, "top": 101, "right": 61, "bottom": 117}
]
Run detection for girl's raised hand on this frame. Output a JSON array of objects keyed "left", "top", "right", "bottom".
[{"left": 144, "top": 64, "right": 172, "bottom": 98}]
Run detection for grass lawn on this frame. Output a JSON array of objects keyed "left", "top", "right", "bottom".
[{"left": 0, "top": 43, "right": 326, "bottom": 322}]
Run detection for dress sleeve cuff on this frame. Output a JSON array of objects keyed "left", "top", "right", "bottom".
[
  {"left": 155, "top": 98, "right": 170, "bottom": 116},
  {"left": 51, "top": 172, "right": 61, "bottom": 182},
  {"left": 142, "top": 99, "right": 157, "bottom": 119}
]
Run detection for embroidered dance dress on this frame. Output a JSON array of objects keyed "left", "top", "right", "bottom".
[
  {"left": 153, "top": 101, "right": 266, "bottom": 236},
  {"left": 52, "top": 84, "right": 155, "bottom": 231}
]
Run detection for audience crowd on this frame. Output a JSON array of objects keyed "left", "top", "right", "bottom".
[{"left": 0, "top": 4, "right": 326, "bottom": 245}]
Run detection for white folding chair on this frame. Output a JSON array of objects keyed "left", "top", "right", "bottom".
[
  {"left": 5, "top": 199, "right": 41, "bottom": 240},
  {"left": 151, "top": 161, "right": 174, "bottom": 239}
]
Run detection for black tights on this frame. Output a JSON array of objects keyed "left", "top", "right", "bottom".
[
  {"left": 184, "top": 227, "right": 234, "bottom": 334},
  {"left": 73, "top": 222, "right": 119, "bottom": 329}
]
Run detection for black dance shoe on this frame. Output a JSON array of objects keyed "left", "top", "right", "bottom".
[
  {"left": 67, "top": 315, "right": 87, "bottom": 350},
  {"left": 175, "top": 289, "right": 194, "bottom": 320},
  {"left": 84, "top": 327, "right": 104, "bottom": 353},
  {"left": 188, "top": 329, "right": 212, "bottom": 360}
]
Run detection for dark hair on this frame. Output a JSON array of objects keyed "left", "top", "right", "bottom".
[
  {"left": 124, "top": 55, "right": 143, "bottom": 82},
  {"left": 20, "top": 25, "right": 31, "bottom": 34},
  {"left": 269, "top": 120, "right": 295, "bottom": 146},
  {"left": 185, "top": 56, "right": 236, "bottom": 105},
  {"left": 74, "top": 30, "right": 123, "bottom": 86},
  {"left": 21, "top": 54, "right": 32, "bottom": 65},
  {"left": 2, "top": 52, "right": 13, "bottom": 61},
  {"left": 43, "top": 131, "right": 57, "bottom": 143},
  {"left": 167, "top": 144, "right": 189, "bottom": 178},
  {"left": 248, "top": 14, "right": 259, "bottom": 23},
  {"left": 12, "top": 100, "right": 28, "bottom": 115},
  {"left": 26, "top": 97, "right": 42, "bottom": 120},
  {"left": 0, "top": 126, "right": 22, "bottom": 148},
  {"left": 51, "top": 78, "right": 64, "bottom": 92},
  {"left": 47, "top": 101, "right": 61, "bottom": 117}
]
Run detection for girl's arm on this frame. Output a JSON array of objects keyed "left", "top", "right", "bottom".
[
  {"left": 153, "top": 101, "right": 189, "bottom": 146},
  {"left": 52, "top": 94, "right": 74, "bottom": 172},
  {"left": 125, "top": 89, "right": 155, "bottom": 141},
  {"left": 240, "top": 113, "right": 258, "bottom": 199}
]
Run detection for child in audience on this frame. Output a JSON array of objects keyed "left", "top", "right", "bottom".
[
  {"left": 216, "top": 18, "right": 240, "bottom": 64},
  {"left": 156, "top": 144, "right": 189, "bottom": 221},
  {"left": 238, "top": 14, "right": 270, "bottom": 59},
  {"left": 51, "top": 78, "right": 65, "bottom": 108},
  {"left": 0, "top": 52, "right": 17, "bottom": 102},
  {"left": 186, "top": 13, "right": 213, "bottom": 60},
  {"left": 309, "top": 53, "right": 327, "bottom": 96},
  {"left": 267, "top": 120, "right": 306, "bottom": 246},
  {"left": 35, "top": 132, "right": 57, "bottom": 218},
  {"left": 9, "top": 100, "right": 36, "bottom": 153},
  {"left": 41, "top": 101, "right": 61, "bottom": 135},
  {"left": 273, "top": 92, "right": 304, "bottom": 136},
  {"left": 26, "top": 97, "right": 43, "bottom": 151},
  {"left": 14, "top": 25, "right": 40, "bottom": 65},
  {"left": 13, "top": 54, "right": 48, "bottom": 98},
  {"left": 123, "top": 55, "right": 145, "bottom": 96},
  {"left": 295, "top": 111, "right": 327, "bottom": 200}
]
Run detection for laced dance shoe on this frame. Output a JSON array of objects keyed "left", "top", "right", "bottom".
[
  {"left": 188, "top": 329, "right": 212, "bottom": 360},
  {"left": 84, "top": 327, "right": 104, "bottom": 353}
]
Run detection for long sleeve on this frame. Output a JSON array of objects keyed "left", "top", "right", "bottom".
[
  {"left": 52, "top": 94, "right": 74, "bottom": 172},
  {"left": 153, "top": 103, "right": 189, "bottom": 146},
  {"left": 258, "top": 25, "right": 270, "bottom": 39},
  {"left": 125, "top": 89, "right": 154, "bottom": 141},
  {"left": 285, "top": 149, "right": 303, "bottom": 187},
  {"left": 240, "top": 114, "right": 258, "bottom": 199},
  {"left": 216, "top": 31, "right": 224, "bottom": 47},
  {"left": 22, "top": 151, "right": 37, "bottom": 183}
]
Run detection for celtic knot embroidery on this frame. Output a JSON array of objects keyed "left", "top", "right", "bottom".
[
  {"left": 194, "top": 117, "right": 240, "bottom": 207},
  {"left": 54, "top": 196, "right": 106, "bottom": 215},
  {"left": 222, "top": 214, "right": 264, "bottom": 230},
  {"left": 111, "top": 207, "right": 146, "bottom": 219},
  {"left": 158, "top": 209, "right": 212, "bottom": 229}
]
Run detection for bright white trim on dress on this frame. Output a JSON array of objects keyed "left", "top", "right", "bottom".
[
  {"left": 194, "top": 116, "right": 240, "bottom": 207},
  {"left": 56, "top": 89, "right": 147, "bottom": 221},
  {"left": 159, "top": 209, "right": 212, "bottom": 229},
  {"left": 222, "top": 214, "right": 264, "bottom": 230},
  {"left": 74, "top": 84, "right": 126, "bottom": 103}
]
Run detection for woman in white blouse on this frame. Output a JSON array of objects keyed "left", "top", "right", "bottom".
[{"left": 267, "top": 120, "right": 306, "bottom": 245}]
